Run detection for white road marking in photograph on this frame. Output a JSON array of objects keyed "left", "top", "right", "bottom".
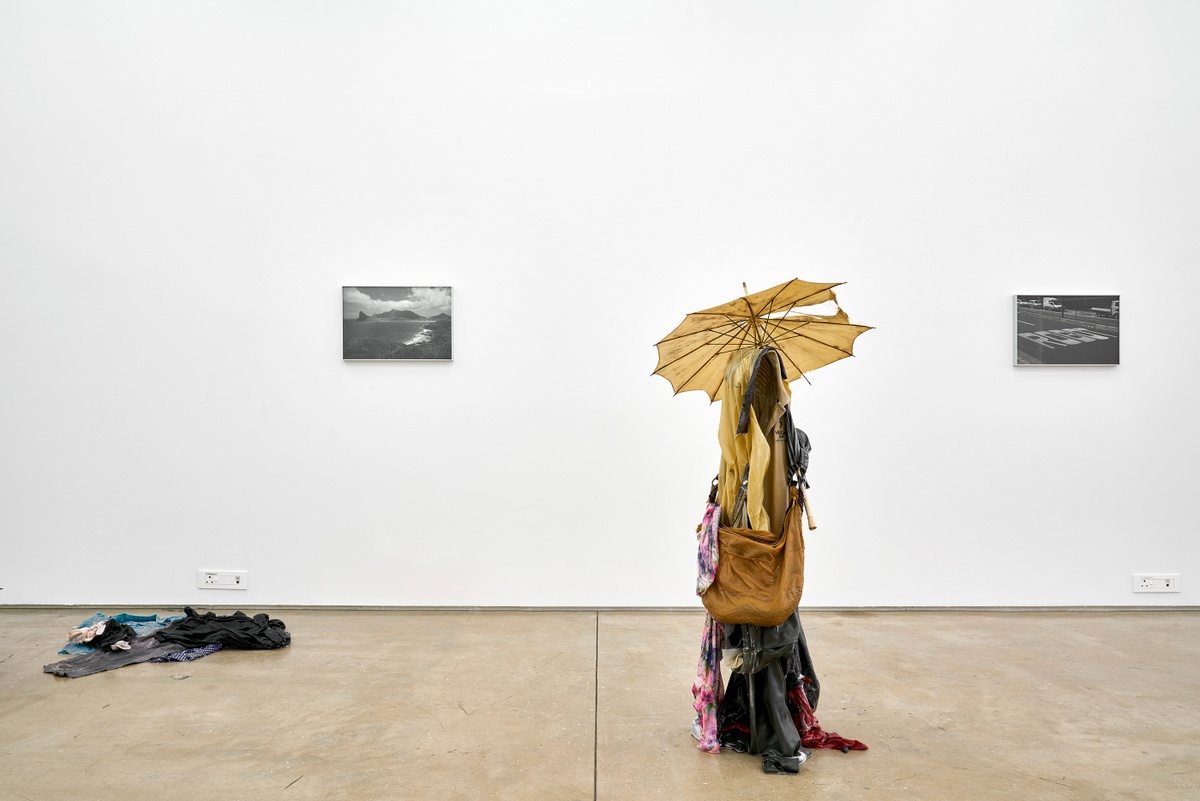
[{"left": 1017, "top": 328, "right": 1113, "bottom": 348}]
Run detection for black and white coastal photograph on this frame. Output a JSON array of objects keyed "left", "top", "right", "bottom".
[
  {"left": 342, "top": 286, "right": 453, "bottom": 360},
  {"left": 1014, "top": 294, "right": 1120, "bottom": 366}
]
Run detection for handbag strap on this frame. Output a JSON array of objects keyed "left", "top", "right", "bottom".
[
  {"left": 729, "top": 465, "right": 751, "bottom": 528},
  {"left": 736, "top": 346, "right": 787, "bottom": 435}
]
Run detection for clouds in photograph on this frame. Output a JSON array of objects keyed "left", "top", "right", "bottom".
[{"left": 343, "top": 286, "right": 452, "bottom": 319}]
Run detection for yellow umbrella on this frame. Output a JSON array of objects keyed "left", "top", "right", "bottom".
[{"left": 653, "top": 278, "right": 872, "bottom": 401}]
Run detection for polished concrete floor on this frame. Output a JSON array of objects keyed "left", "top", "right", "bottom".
[{"left": 1, "top": 608, "right": 1197, "bottom": 800}]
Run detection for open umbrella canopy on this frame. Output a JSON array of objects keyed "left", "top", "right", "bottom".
[{"left": 653, "top": 278, "right": 872, "bottom": 401}]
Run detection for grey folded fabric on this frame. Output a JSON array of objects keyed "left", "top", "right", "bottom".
[{"left": 44, "top": 635, "right": 185, "bottom": 678}]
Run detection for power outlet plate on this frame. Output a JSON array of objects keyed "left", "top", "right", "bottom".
[
  {"left": 1132, "top": 574, "right": 1180, "bottom": 593},
  {"left": 198, "top": 570, "right": 249, "bottom": 590}
]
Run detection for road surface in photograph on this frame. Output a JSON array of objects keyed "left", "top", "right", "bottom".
[{"left": 1015, "top": 307, "right": 1120, "bottom": 365}]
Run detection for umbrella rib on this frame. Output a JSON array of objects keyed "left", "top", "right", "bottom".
[
  {"left": 709, "top": 317, "right": 759, "bottom": 399},
  {"left": 772, "top": 282, "right": 845, "bottom": 313},
  {"left": 757, "top": 284, "right": 843, "bottom": 338},
  {"left": 757, "top": 279, "right": 797, "bottom": 317},
  {"left": 752, "top": 282, "right": 845, "bottom": 350},
  {"left": 701, "top": 315, "right": 757, "bottom": 354},
  {"left": 775, "top": 322, "right": 860, "bottom": 358},
  {"left": 653, "top": 322, "right": 750, "bottom": 375},
  {"left": 672, "top": 335, "right": 750, "bottom": 396},
  {"left": 709, "top": 365, "right": 729, "bottom": 402},
  {"left": 732, "top": 314, "right": 755, "bottom": 351},
  {"left": 775, "top": 346, "right": 809, "bottom": 386},
  {"left": 761, "top": 318, "right": 833, "bottom": 346},
  {"left": 757, "top": 305, "right": 821, "bottom": 351},
  {"left": 763, "top": 291, "right": 816, "bottom": 324},
  {"left": 661, "top": 316, "right": 756, "bottom": 389},
  {"left": 739, "top": 290, "right": 761, "bottom": 345},
  {"left": 759, "top": 301, "right": 807, "bottom": 344},
  {"left": 752, "top": 278, "right": 838, "bottom": 317},
  {"left": 681, "top": 314, "right": 753, "bottom": 398},
  {"left": 762, "top": 328, "right": 820, "bottom": 346},
  {"left": 655, "top": 317, "right": 747, "bottom": 346}
]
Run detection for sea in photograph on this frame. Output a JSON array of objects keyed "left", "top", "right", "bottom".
[{"left": 342, "top": 319, "right": 428, "bottom": 346}]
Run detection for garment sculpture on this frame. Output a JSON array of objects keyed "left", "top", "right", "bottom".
[{"left": 693, "top": 346, "right": 865, "bottom": 774}]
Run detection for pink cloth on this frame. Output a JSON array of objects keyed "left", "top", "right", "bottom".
[
  {"left": 67, "top": 622, "right": 107, "bottom": 644},
  {"left": 695, "top": 503, "right": 720, "bottom": 595},
  {"left": 691, "top": 613, "right": 725, "bottom": 753}
]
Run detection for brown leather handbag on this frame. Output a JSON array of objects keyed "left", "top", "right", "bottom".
[{"left": 700, "top": 487, "right": 806, "bottom": 627}]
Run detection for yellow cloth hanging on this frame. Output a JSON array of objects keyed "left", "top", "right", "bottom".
[{"left": 717, "top": 347, "right": 791, "bottom": 531}]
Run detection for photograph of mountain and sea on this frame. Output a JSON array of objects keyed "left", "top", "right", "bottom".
[{"left": 342, "top": 286, "right": 452, "bottom": 360}]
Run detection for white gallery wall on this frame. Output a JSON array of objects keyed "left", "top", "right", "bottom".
[{"left": 2, "top": 1, "right": 1198, "bottom": 608}]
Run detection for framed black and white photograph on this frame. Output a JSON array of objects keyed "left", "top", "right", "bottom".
[
  {"left": 342, "top": 286, "right": 453, "bottom": 360},
  {"left": 1014, "top": 294, "right": 1119, "bottom": 366}
]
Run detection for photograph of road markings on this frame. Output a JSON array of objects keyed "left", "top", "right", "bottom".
[{"left": 1014, "top": 295, "right": 1120, "bottom": 366}]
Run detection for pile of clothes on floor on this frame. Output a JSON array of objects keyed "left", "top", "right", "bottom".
[{"left": 43, "top": 607, "right": 290, "bottom": 678}]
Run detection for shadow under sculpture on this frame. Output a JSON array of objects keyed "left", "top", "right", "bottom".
[{"left": 694, "top": 346, "right": 865, "bottom": 774}]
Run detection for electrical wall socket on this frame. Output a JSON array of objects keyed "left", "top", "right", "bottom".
[
  {"left": 1132, "top": 574, "right": 1180, "bottom": 593},
  {"left": 198, "top": 570, "right": 249, "bottom": 590}
]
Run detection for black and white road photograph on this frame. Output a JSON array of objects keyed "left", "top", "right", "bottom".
[
  {"left": 342, "top": 286, "right": 453, "bottom": 360},
  {"left": 1014, "top": 295, "right": 1120, "bottom": 366}
]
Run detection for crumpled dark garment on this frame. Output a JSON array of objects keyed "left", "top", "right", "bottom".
[
  {"left": 718, "top": 612, "right": 813, "bottom": 769},
  {"left": 718, "top": 611, "right": 863, "bottom": 771},
  {"left": 87, "top": 620, "right": 137, "bottom": 651},
  {"left": 153, "top": 607, "right": 290, "bottom": 650},
  {"left": 718, "top": 612, "right": 818, "bottom": 747}
]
